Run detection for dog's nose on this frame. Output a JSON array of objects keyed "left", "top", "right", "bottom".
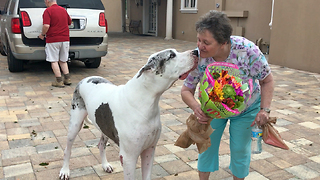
[{"left": 192, "top": 50, "right": 199, "bottom": 57}]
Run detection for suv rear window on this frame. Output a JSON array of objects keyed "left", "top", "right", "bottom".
[{"left": 19, "top": 0, "right": 104, "bottom": 10}]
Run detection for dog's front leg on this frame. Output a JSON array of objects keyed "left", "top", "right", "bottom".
[
  {"left": 121, "top": 152, "right": 139, "bottom": 180},
  {"left": 141, "top": 146, "right": 156, "bottom": 180}
]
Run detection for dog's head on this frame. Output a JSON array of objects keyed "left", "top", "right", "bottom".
[{"left": 137, "top": 49, "right": 198, "bottom": 80}]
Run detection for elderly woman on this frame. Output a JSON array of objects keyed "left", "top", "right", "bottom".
[{"left": 181, "top": 11, "right": 274, "bottom": 180}]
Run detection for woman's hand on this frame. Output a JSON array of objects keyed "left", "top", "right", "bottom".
[
  {"left": 251, "top": 110, "right": 269, "bottom": 126},
  {"left": 181, "top": 85, "right": 211, "bottom": 124},
  {"left": 192, "top": 104, "right": 211, "bottom": 124}
]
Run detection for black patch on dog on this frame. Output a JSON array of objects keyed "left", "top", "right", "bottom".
[
  {"left": 71, "top": 83, "right": 86, "bottom": 110},
  {"left": 137, "top": 49, "right": 176, "bottom": 78},
  {"left": 87, "top": 77, "right": 111, "bottom": 84},
  {"left": 95, "top": 103, "right": 119, "bottom": 146}
]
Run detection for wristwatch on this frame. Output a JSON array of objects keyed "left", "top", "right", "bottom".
[{"left": 260, "top": 107, "right": 271, "bottom": 113}]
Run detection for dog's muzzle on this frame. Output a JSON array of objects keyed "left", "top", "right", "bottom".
[{"left": 192, "top": 50, "right": 199, "bottom": 57}]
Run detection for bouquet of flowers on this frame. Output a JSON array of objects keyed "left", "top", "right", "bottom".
[{"left": 199, "top": 62, "right": 252, "bottom": 119}]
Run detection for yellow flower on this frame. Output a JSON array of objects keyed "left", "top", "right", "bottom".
[{"left": 214, "top": 81, "right": 224, "bottom": 100}]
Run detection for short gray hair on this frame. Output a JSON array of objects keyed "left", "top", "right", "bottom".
[
  {"left": 47, "top": 0, "right": 57, "bottom": 2},
  {"left": 195, "top": 10, "right": 233, "bottom": 44}
]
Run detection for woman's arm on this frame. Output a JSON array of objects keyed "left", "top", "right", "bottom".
[{"left": 253, "top": 73, "right": 274, "bottom": 126}]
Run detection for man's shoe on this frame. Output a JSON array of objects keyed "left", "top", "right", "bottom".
[
  {"left": 64, "top": 78, "right": 71, "bottom": 85},
  {"left": 52, "top": 81, "right": 65, "bottom": 88}
]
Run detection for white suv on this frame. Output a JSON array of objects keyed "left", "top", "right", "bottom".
[{"left": 0, "top": 0, "right": 108, "bottom": 72}]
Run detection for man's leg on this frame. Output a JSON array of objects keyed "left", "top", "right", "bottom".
[
  {"left": 59, "top": 41, "right": 71, "bottom": 85},
  {"left": 46, "top": 42, "right": 64, "bottom": 87},
  {"left": 51, "top": 61, "right": 64, "bottom": 87},
  {"left": 59, "top": 61, "right": 69, "bottom": 75},
  {"left": 52, "top": 61, "right": 62, "bottom": 77}
]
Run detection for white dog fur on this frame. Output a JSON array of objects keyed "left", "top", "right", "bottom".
[{"left": 59, "top": 49, "right": 198, "bottom": 180}]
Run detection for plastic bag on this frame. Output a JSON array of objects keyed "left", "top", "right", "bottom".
[
  {"left": 174, "top": 114, "right": 214, "bottom": 154},
  {"left": 262, "top": 117, "right": 289, "bottom": 150}
]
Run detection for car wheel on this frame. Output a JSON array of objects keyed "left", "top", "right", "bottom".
[
  {"left": 7, "top": 45, "right": 24, "bottom": 72},
  {"left": 0, "top": 42, "right": 6, "bottom": 56},
  {"left": 84, "top": 57, "right": 101, "bottom": 68}
]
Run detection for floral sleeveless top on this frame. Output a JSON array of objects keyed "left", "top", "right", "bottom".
[{"left": 184, "top": 36, "right": 271, "bottom": 110}]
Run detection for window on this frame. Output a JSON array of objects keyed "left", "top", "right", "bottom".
[
  {"left": 8, "top": 0, "right": 16, "bottom": 15},
  {"left": 180, "top": 0, "right": 198, "bottom": 14}
]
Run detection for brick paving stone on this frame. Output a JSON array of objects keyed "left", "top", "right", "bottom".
[
  {"left": 175, "top": 149, "right": 198, "bottom": 162},
  {"left": 163, "top": 144, "right": 184, "bottom": 153},
  {"left": 154, "top": 154, "right": 178, "bottom": 164},
  {"left": 250, "top": 159, "right": 281, "bottom": 175},
  {"left": 155, "top": 145, "right": 172, "bottom": 156},
  {"left": 163, "top": 170, "right": 198, "bottom": 180},
  {"left": 2, "top": 146, "right": 36, "bottom": 159},
  {"left": 285, "top": 165, "right": 320, "bottom": 179},
  {"left": 265, "top": 169, "right": 295, "bottom": 180},
  {"left": 72, "top": 174, "right": 101, "bottom": 180},
  {"left": 135, "top": 164, "right": 170, "bottom": 179},
  {"left": 0, "top": 140, "right": 9, "bottom": 151},
  {"left": 2, "top": 156, "right": 30, "bottom": 167},
  {"left": 3, "top": 162, "right": 33, "bottom": 178},
  {"left": 160, "top": 159, "right": 192, "bottom": 175},
  {"left": 35, "top": 168, "right": 60, "bottom": 180},
  {"left": 69, "top": 166, "right": 96, "bottom": 179}
]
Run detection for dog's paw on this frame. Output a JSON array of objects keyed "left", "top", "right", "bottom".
[
  {"left": 102, "top": 163, "right": 113, "bottom": 173},
  {"left": 59, "top": 168, "right": 70, "bottom": 180}
]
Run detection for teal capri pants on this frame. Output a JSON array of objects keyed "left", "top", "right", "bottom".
[{"left": 197, "top": 97, "right": 261, "bottom": 178}]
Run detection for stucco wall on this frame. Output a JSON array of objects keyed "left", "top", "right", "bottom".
[
  {"left": 172, "top": 0, "right": 272, "bottom": 49},
  {"left": 102, "top": 0, "right": 122, "bottom": 32},
  {"left": 269, "top": 0, "right": 320, "bottom": 73}
]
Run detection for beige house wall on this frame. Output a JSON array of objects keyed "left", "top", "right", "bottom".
[
  {"left": 172, "top": 0, "right": 272, "bottom": 53},
  {"left": 269, "top": 0, "right": 320, "bottom": 73},
  {"left": 101, "top": 0, "right": 122, "bottom": 32}
]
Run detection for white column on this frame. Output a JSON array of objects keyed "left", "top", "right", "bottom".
[{"left": 165, "top": 0, "right": 173, "bottom": 40}]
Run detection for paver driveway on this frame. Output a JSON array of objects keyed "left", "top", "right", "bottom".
[{"left": 0, "top": 32, "right": 320, "bottom": 180}]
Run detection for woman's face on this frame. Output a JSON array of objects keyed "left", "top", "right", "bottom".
[{"left": 197, "top": 29, "right": 222, "bottom": 59}]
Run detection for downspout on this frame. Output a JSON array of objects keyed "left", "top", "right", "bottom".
[
  {"left": 121, "top": 0, "right": 126, "bottom": 32},
  {"left": 165, "top": 0, "right": 173, "bottom": 40},
  {"left": 269, "top": 0, "right": 274, "bottom": 29}
]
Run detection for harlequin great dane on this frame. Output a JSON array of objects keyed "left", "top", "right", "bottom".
[{"left": 59, "top": 49, "right": 198, "bottom": 180}]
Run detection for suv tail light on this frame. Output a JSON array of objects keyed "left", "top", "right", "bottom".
[
  {"left": 21, "top": 11, "right": 32, "bottom": 26},
  {"left": 11, "top": 18, "right": 21, "bottom": 34},
  {"left": 99, "top": 12, "right": 108, "bottom": 33}
]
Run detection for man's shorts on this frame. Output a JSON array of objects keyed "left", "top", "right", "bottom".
[{"left": 45, "top": 41, "right": 70, "bottom": 62}]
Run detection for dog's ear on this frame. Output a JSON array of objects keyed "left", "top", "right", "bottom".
[
  {"left": 137, "top": 65, "right": 152, "bottom": 78},
  {"left": 137, "top": 49, "right": 176, "bottom": 78}
]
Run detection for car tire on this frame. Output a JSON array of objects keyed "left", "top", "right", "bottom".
[
  {"left": 7, "top": 45, "right": 24, "bottom": 72},
  {"left": 84, "top": 57, "right": 101, "bottom": 68},
  {"left": 0, "top": 42, "right": 6, "bottom": 56}
]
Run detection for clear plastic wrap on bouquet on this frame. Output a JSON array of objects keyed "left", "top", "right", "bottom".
[{"left": 199, "top": 62, "right": 253, "bottom": 119}]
